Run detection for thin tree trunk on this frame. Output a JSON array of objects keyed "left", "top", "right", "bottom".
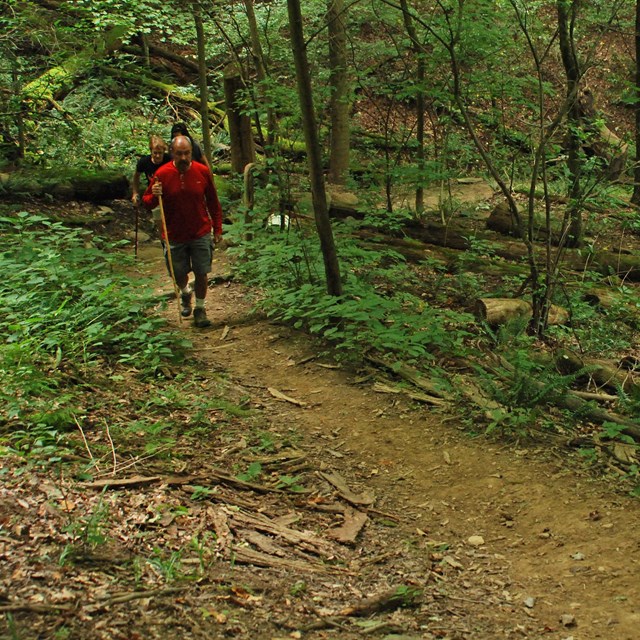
[
  {"left": 400, "top": 0, "right": 425, "bottom": 216},
  {"left": 287, "top": 0, "right": 342, "bottom": 296},
  {"left": 9, "top": 51, "right": 25, "bottom": 162},
  {"left": 557, "top": 0, "right": 584, "bottom": 247},
  {"left": 193, "top": 4, "right": 212, "bottom": 166},
  {"left": 327, "top": 0, "right": 350, "bottom": 186},
  {"left": 243, "top": 0, "right": 276, "bottom": 147},
  {"left": 633, "top": 0, "right": 640, "bottom": 204}
]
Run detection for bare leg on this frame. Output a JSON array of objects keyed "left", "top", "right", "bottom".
[
  {"left": 194, "top": 273, "right": 208, "bottom": 300},
  {"left": 176, "top": 273, "right": 188, "bottom": 289}
]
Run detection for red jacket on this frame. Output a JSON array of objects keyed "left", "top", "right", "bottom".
[{"left": 142, "top": 161, "right": 223, "bottom": 242}]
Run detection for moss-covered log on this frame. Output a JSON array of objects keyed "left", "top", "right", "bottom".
[
  {"left": 1, "top": 169, "right": 128, "bottom": 202},
  {"left": 21, "top": 25, "right": 128, "bottom": 109},
  {"left": 475, "top": 298, "right": 569, "bottom": 327}
]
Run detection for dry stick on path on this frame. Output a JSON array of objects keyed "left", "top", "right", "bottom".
[
  {"left": 103, "top": 418, "right": 117, "bottom": 475},
  {"left": 73, "top": 414, "right": 99, "bottom": 473},
  {"left": 158, "top": 194, "right": 182, "bottom": 322}
]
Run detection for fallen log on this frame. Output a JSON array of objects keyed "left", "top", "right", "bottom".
[
  {"left": 21, "top": 25, "right": 128, "bottom": 109},
  {"left": 475, "top": 297, "right": 569, "bottom": 327},
  {"left": 361, "top": 220, "right": 640, "bottom": 282},
  {"left": 486, "top": 201, "right": 564, "bottom": 245},
  {"left": 2, "top": 169, "right": 129, "bottom": 202},
  {"left": 555, "top": 350, "right": 640, "bottom": 393},
  {"left": 493, "top": 354, "right": 640, "bottom": 442}
]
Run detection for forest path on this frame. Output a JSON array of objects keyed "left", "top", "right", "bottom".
[{"left": 134, "top": 241, "right": 640, "bottom": 640}]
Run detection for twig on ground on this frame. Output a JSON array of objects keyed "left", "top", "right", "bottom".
[
  {"left": 104, "top": 418, "right": 117, "bottom": 475},
  {"left": 73, "top": 413, "right": 99, "bottom": 473}
]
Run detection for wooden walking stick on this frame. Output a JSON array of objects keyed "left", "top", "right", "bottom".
[
  {"left": 158, "top": 194, "right": 182, "bottom": 322},
  {"left": 134, "top": 204, "right": 139, "bottom": 259}
]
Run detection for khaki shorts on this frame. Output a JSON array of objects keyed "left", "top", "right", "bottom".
[{"left": 163, "top": 235, "right": 213, "bottom": 281}]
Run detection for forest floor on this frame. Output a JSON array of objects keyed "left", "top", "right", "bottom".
[{"left": 2, "top": 195, "right": 640, "bottom": 640}]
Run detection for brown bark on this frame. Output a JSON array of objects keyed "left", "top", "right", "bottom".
[
  {"left": 633, "top": 0, "right": 640, "bottom": 204},
  {"left": 287, "top": 0, "right": 342, "bottom": 296},
  {"left": 223, "top": 63, "right": 256, "bottom": 174},
  {"left": 243, "top": 0, "right": 276, "bottom": 146}
]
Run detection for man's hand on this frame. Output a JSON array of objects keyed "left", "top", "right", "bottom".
[
  {"left": 131, "top": 193, "right": 140, "bottom": 206},
  {"left": 214, "top": 233, "right": 224, "bottom": 248},
  {"left": 151, "top": 180, "right": 163, "bottom": 197}
]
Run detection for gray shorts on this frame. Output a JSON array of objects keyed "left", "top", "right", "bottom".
[{"left": 164, "top": 235, "right": 213, "bottom": 281}]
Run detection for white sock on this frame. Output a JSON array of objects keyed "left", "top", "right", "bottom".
[
  {"left": 195, "top": 298, "right": 205, "bottom": 309},
  {"left": 181, "top": 285, "right": 191, "bottom": 295}
]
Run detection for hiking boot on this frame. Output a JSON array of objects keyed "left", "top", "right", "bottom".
[
  {"left": 193, "top": 307, "right": 212, "bottom": 328},
  {"left": 180, "top": 291, "right": 193, "bottom": 318}
]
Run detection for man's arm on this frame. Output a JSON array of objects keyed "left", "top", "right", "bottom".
[{"left": 142, "top": 177, "right": 159, "bottom": 210}]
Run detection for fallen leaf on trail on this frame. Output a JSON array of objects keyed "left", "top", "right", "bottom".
[
  {"left": 58, "top": 499, "right": 76, "bottom": 512},
  {"left": 467, "top": 535, "right": 485, "bottom": 547},
  {"left": 442, "top": 555, "right": 464, "bottom": 569},
  {"left": 327, "top": 507, "right": 368, "bottom": 544},
  {"left": 220, "top": 325, "right": 230, "bottom": 340},
  {"left": 560, "top": 614, "right": 576, "bottom": 627},
  {"left": 443, "top": 451, "right": 451, "bottom": 465}
]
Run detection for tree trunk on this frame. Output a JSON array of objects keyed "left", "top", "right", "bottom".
[
  {"left": 400, "top": 0, "right": 425, "bottom": 216},
  {"left": 327, "top": 0, "right": 350, "bottom": 186},
  {"left": 193, "top": 4, "right": 213, "bottom": 166},
  {"left": 633, "top": 0, "right": 640, "bottom": 204},
  {"left": 223, "top": 63, "right": 256, "bottom": 174},
  {"left": 557, "top": 0, "right": 584, "bottom": 247},
  {"left": 287, "top": 0, "right": 342, "bottom": 296},
  {"left": 243, "top": 0, "right": 276, "bottom": 147},
  {"left": 8, "top": 51, "right": 25, "bottom": 163}
]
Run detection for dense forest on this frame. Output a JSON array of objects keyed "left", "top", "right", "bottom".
[{"left": 1, "top": 1, "right": 640, "bottom": 639}]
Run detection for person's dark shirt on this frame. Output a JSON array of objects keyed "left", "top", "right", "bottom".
[{"left": 136, "top": 153, "right": 171, "bottom": 183}]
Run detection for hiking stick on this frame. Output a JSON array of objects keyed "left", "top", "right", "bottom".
[
  {"left": 134, "top": 203, "right": 139, "bottom": 259},
  {"left": 158, "top": 195, "right": 182, "bottom": 322}
]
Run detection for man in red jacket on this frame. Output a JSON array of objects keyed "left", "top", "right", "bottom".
[{"left": 143, "top": 135, "right": 223, "bottom": 328}]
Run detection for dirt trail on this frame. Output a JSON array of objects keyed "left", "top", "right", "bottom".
[{"left": 138, "top": 245, "right": 640, "bottom": 640}]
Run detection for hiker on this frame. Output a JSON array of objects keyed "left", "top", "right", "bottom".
[
  {"left": 131, "top": 135, "right": 171, "bottom": 205},
  {"left": 142, "top": 135, "right": 223, "bottom": 329},
  {"left": 169, "top": 123, "right": 211, "bottom": 169}
]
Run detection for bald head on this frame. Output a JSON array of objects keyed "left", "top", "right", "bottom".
[{"left": 171, "top": 135, "right": 192, "bottom": 173}]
